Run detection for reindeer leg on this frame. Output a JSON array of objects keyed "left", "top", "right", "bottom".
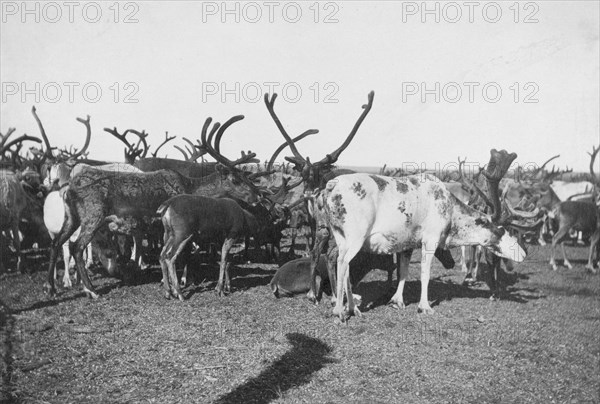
[
  {"left": 84, "top": 240, "right": 93, "bottom": 270},
  {"left": 216, "top": 238, "right": 235, "bottom": 296},
  {"left": 45, "top": 211, "right": 79, "bottom": 296},
  {"left": 585, "top": 231, "right": 599, "bottom": 273},
  {"left": 561, "top": 242, "right": 573, "bottom": 269},
  {"left": 71, "top": 219, "right": 104, "bottom": 300},
  {"left": 159, "top": 233, "right": 174, "bottom": 300},
  {"left": 333, "top": 247, "right": 350, "bottom": 320},
  {"left": 179, "top": 243, "right": 193, "bottom": 288},
  {"left": 463, "top": 246, "right": 476, "bottom": 285},
  {"left": 418, "top": 241, "right": 436, "bottom": 314},
  {"left": 537, "top": 215, "right": 547, "bottom": 246},
  {"left": 11, "top": 222, "right": 22, "bottom": 273},
  {"left": 460, "top": 246, "right": 468, "bottom": 273},
  {"left": 550, "top": 226, "right": 569, "bottom": 270},
  {"left": 166, "top": 235, "right": 193, "bottom": 301},
  {"left": 474, "top": 246, "right": 482, "bottom": 278},
  {"left": 133, "top": 233, "right": 148, "bottom": 270},
  {"left": 345, "top": 263, "right": 361, "bottom": 317},
  {"left": 61, "top": 241, "right": 72, "bottom": 288},
  {"left": 489, "top": 255, "right": 502, "bottom": 301},
  {"left": 181, "top": 263, "right": 188, "bottom": 289},
  {"left": 389, "top": 249, "right": 412, "bottom": 309},
  {"left": 308, "top": 227, "right": 329, "bottom": 303},
  {"left": 333, "top": 241, "right": 362, "bottom": 320},
  {"left": 326, "top": 248, "right": 338, "bottom": 305}
]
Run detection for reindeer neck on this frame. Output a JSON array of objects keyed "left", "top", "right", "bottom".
[
  {"left": 180, "top": 171, "right": 222, "bottom": 192},
  {"left": 447, "top": 194, "right": 493, "bottom": 247}
]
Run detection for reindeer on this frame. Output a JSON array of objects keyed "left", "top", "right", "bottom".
[
  {"left": 0, "top": 169, "right": 46, "bottom": 273},
  {"left": 104, "top": 125, "right": 223, "bottom": 179},
  {"left": 157, "top": 195, "right": 258, "bottom": 300},
  {"left": 31, "top": 107, "right": 148, "bottom": 283},
  {"left": 321, "top": 150, "right": 539, "bottom": 321},
  {"left": 44, "top": 114, "right": 264, "bottom": 299},
  {"left": 0, "top": 128, "right": 47, "bottom": 273},
  {"left": 549, "top": 145, "right": 600, "bottom": 272}
]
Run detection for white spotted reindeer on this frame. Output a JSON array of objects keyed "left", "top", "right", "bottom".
[{"left": 320, "top": 150, "right": 536, "bottom": 321}]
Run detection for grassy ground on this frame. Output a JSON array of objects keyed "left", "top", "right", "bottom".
[{"left": 1, "top": 240, "right": 599, "bottom": 404}]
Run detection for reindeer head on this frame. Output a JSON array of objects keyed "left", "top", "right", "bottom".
[
  {"left": 264, "top": 91, "right": 374, "bottom": 192},
  {"left": 487, "top": 224, "right": 527, "bottom": 262}
]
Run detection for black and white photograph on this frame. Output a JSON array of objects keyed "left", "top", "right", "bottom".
[{"left": 1, "top": 1, "right": 599, "bottom": 402}]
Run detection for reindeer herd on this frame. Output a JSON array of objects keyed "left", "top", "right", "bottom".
[{"left": 1, "top": 91, "right": 599, "bottom": 321}]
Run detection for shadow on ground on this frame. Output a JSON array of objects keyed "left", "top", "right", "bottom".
[{"left": 213, "top": 333, "right": 335, "bottom": 404}]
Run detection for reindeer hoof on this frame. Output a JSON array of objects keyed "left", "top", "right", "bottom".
[
  {"left": 585, "top": 266, "right": 597, "bottom": 274},
  {"left": 332, "top": 304, "right": 346, "bottom": 320},
  {"left": 353, "top": 307, "right": 362, "bottom": 317},
  {"left": 43, "top": 283, "right": 56, "bottom": 297},
  {"left": 417, "top": 305, "right": 434, "bottom": 315},
  {"left": 215, "top": 288, "right": 228, "bottom": 297},
  {"left": 163, "top": 291, "right": 172, "bottom": 300},
  {"left": 388, "top": 299, "right": 405, "bottom": 310},
  {"left": 489, "top": 294, "right": 499, "bottom": 301},
  {"left": 83, "top": 288, "right": 99, "bottom": 300}
]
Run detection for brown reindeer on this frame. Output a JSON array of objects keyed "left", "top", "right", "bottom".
[{"left": 157, "top": 195, "right": 256, "bottom": 300}]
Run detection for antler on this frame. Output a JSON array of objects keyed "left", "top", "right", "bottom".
[
  {"left": 483, "top": 149, "right": 518, "bottom": 223},
  {"left": 0, "top": 128, "right": 17, "bottom": 151},
  {"left": 0, "top": 134, "right": 41, "bottom": 157},
  {"left": 588, "top": 145, "right": 599, "bottom": 185},
  {"left": 174, "top": 137, "right": 208, "bottom": 162},
  {"left": 199, "top": 116, "right": 258, "bottom": 167},
  {"left": 151, "top": 131, "right": 176, "bottom": 157},
  {"left": 126, "top": 129, "right": 149, "bottom": 159},
  {"left": 457, "top": 156, "right": 493, "bottom": 209},
  {"left": 104, "top": 127, "right": 149, "bottom": 163},
  {"left": 317, "top": 90, "right": 375, "bottom": 165},
  {"left": 68, "top": 115, "right": 92, "bottom": 159},
  {"left": 31, "top": 106, "right": 54, "bottom": 159},
  {"left": 266, "top": 129, "right": 318, "bottom": 172},
  {"left": 264, "top": 93, "right": 308, "bottom": 167},
  {"left": 527, "top": 154, "right": 560, "bottom": 181}
]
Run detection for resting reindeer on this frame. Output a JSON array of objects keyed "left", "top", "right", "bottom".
[{"left": 321, "top": 171, "right": 528, "bottom": 320}]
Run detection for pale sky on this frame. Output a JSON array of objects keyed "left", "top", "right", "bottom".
[{"left": 1, "top": 1, "right": 599, "bottom": 173}]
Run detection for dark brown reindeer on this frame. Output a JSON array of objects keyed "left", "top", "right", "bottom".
[
  {"left": 157, "top": 195, "right": 255, "bottom": 300},
  {"left": 549, "top": 145, "right": 600, "bottom": 272},
  {"left": 1, "top": 128, "right": 45, "bottom": 273},
  {"left": 44, "top": 114, "right": 264, "bottom": 299}
]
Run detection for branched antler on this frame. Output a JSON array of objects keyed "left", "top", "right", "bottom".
[
  {"left": 0, "top": 128, "right": 17, "bottom": 151},
  {"left": 152, "top": 131, "right": 176, "bottom": 157},
  {"left": 104, "top": 127, "right": 149, "bottom": 163}
]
